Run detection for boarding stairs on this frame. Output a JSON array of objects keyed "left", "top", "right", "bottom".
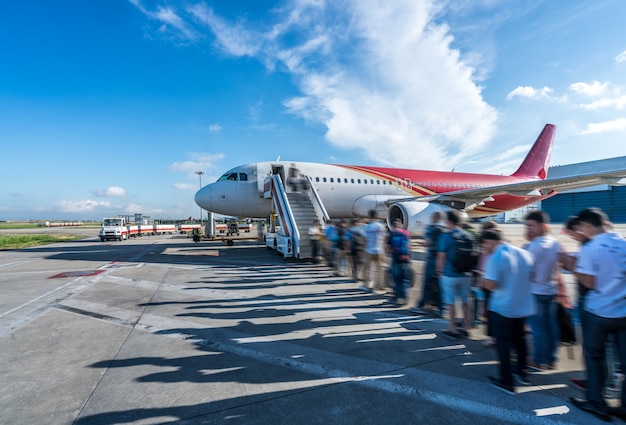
[{"left": 264, "top": 175, "right": 329, "bottom": 259}]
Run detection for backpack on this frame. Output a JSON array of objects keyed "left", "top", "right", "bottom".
[
  {"left": 450, "top": 229, "right": 478, "bottom": 273},
  {"left": 389, "top": 230, "right": 410, "bottom": 262},
  {"left": 334, "top": 227, "right": 346, "bottom": 250},
  {"left": 350, "top": 228, "right": 364, "bottom": 255}
]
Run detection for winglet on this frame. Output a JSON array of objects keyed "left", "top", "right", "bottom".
[{"left": 511, "top": 124, "right": 556, "bottom": 180}]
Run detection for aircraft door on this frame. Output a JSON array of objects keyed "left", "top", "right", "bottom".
[
  {"left": 256, "top": 162, "right": 273, "bottom": 192},
  {"left": 272, "top": 165, "right": 286, "bottom": 186}
]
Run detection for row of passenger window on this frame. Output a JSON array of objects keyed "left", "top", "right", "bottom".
[
  {"left": 219, "top": 172, "right": 484, "bottom": 190},
  {"left": 313, "top": 176, "right": 485, "bottom": 189},
  {"left": 314, "top": 177, "right": 387, "bottom": 185}
]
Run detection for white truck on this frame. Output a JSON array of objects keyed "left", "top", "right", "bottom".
[
  {"left": 99, "top": 217, "right": 180, "bottom": 241},
  {"left": 99, "top": 217, "right": 131, "bottom": 241}
]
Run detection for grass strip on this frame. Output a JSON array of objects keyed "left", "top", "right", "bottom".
[{"left": 0, "top": 234, "right": 83, "bottom": 250}]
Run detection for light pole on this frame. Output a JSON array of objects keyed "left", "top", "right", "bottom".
[{"left": 195, "top": 171, "right": 204, "bottom": 231}]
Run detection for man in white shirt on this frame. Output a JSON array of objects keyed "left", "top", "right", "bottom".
[
  {"left": 481, "top": 229, "right": 535, "bottom": 394},
  {"left": 523, "top": 210, "right": 563, "bottom": 370},
  {"left": 570, "top": 208, "right": 626, "bottom": 422},
  {"left": 360, "top": 209, "right": 387, "bottom": 292}
]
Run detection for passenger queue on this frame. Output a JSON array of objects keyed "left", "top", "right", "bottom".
[{"left": 307, "top": 207, "right": 626, "bottom": 422}]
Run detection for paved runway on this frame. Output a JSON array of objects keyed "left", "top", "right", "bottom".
[{"left": 0, "top": 226, "right": 617, "bottom": 424}]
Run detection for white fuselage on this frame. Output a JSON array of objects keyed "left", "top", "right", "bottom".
[{"left": 194, "top": 160, "right": 523, "bottom": 220}]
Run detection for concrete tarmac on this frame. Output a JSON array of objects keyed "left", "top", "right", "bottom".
[{"left": 0, "top": 225, "right": 620, "bottom": 424}]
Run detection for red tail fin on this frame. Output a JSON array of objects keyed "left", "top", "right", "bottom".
[{"left": 511, "top": 124, "right": 556, "bottom": 179}]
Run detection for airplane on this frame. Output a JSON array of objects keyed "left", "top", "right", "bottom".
[{"left": 194, "top": 124, "right": 626, "bottom": 235}]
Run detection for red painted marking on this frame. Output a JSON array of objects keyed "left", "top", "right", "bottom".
[{"left": 48, "top": 270, "right": 105, "bottom": 279}]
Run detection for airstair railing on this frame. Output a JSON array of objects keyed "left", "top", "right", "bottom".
[
  {"left": 271, "top": 175, "right": 300, "bottom": 257},
  {"left": 305, "top": 175, "right": 330, "bottom": 223}
]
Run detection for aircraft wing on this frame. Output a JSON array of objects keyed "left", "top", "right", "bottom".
[{"left": 386, "top": 169, "right": 626, "bottom": 211}]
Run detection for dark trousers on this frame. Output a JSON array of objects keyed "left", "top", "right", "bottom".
[
  {"left": 351, "top": 253, "right": 361, "bottom": 281},
  {"left": 391, "top": 260, "right": 411, "bottom": 300},
  {"left": 582, "top": 312, "right": 626, "bottom": 410},
  {"left": 491, "top": 311, "right": 528, "bottom": 386},
  {"left": 311, "top": 239, "right": 320, "bottom": 262},
  {"left": 483, "top": 289, "right": 493, "bottom": 337},
  {"left": 418, "top": 255, "right": 439, "bottom": 309}
]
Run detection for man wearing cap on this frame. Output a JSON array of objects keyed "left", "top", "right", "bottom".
[
  {"left": 481, "top": 229, "right": 535, "bottom": 394},
  {"left": 569, "top": 207, "right": 626, "bottom": 422}
]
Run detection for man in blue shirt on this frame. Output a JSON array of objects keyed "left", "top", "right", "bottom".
[
  {"left": 481, "top": 229, "right": 535, "bottom": 394},
  {"left": 411, "top": 211, "right": 444, "bottom": 316},
  {"left": 437, "top": 210, "right": 473, "bottom": 340},
  {"left": 387, "top": 219, "right": 412, "bottom": 304}
]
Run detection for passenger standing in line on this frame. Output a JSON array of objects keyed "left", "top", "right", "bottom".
[
  {"left": 523, "top": 210, "right": 563, "bottom": 371},
  {"left": 387, "top": 219, "right": 412, "bottom": 305},
  {"left": 334, "top": 219, "right": 349, "bottom": 276},
  {"left": 411, "top": 211, "right": 444, "bottom": 316},
  {"left": 561, "top": 216, "right": 614, "bottom": 393},
  {"left": 476, "top": 220, "right": 500, "bottom": 347},
  {"left": 307, "top": 219, "right": 322, "bottom": 264},
  {"left": 323, "top": 220, "right": 337, "bottom": 267},
  {"left": 359, "top": 209, "right": 387, "bottom": 293},
  {"left": 569, "top": 208, "right": 626, "bottom": 422},
  {"left": 481, "top": 229, "right": 535, "bottom": 394},
  {"left": 347, "top": 219, "right": 365, "bottom": 282},
  {"left": 437, "top": 210, "right": 473, "bottom": 340}
]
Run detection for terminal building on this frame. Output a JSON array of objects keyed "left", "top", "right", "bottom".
[{"left": 540, "top": 156, "right": 626, "bottom": 224}]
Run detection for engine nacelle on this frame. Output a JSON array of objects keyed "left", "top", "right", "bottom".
[
  {"left": 352, "top": 195, "right": 400, "bottom": 218},
  {"left": 387, "top": 202, "right": 468, "bottom": 236}
]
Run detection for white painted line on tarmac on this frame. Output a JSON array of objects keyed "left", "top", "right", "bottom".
[
  {"left": 0, "top": 261, "right": 30, "bottom": 269},
  {"left": 535, "top": 405, "right": 570, "bottom": 416},
  {"left": 0, "top": 278, "right": 80, "bottom": 319},
  {"left": 129, "top": 312, "right": 581, "bottom": 425},
  {"left": 20, "top": 293, "right": 583, "bottom": 424},
  {"left": 0, "top": 267, "right": 110, "bottom": 336}
]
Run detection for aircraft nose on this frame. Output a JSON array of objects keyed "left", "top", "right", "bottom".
[{"left": 194, "top": 185, "right": 213, "bottom": 211}]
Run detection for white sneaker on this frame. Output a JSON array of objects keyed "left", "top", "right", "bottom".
[{"left": 357, "top": 285, "right": 372, "bottom": 292}]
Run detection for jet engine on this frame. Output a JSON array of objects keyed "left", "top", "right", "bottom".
[{"left": 386, "top": 202, "right": 467, "bottom": 235}]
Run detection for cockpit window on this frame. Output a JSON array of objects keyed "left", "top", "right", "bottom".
[
  {"left": 239, "top": 173, "right": 248, "bottom": 181},
  {"left": 218, "top": 173, "right": 240, "bottom": 182}
]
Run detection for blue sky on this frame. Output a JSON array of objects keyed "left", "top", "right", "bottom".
[{"left": 1, "top": 0, "right": 625, "bottom": 221}]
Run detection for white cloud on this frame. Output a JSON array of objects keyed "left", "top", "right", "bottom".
[
  {"left": 187, "top": 3, "right": 261, "bottom": 56},
  {"left": 616, "top": 50, "right": 626, "bottom": 63},
  {"left": 506, "top": 86, "right": 554, "bottom": 101},
  {"left": 185, "top": 0, "right": 498, "bottom": 169},
  {"left": 130, "top": 0, "right": 198, "bottom": 41},
  {"left": 208, "top": 123, "right": 222, "bottom": 132},
  {"left": 174, "top": 182, "right": 196, "bottom": 190},
  {"left": 57, "top": 199, "right": 111, "bottom": 213},
  {"left": 578, "top": 118, "right": 626, "bottom": 135},
  {"left": 575, "top": 95, "right": 626, "bottom": 111},
  {"left": 93, "top": 186, "right": 127, "bottom": 198},
  {"left": 569, "top": 81, "right": 608, "bottom": 97},
  {"left": 169, "top": 152, "right": 225, "bottom": 177},
  {"left": 124, "top": 203, "right": 144, "bottom": 214}
]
